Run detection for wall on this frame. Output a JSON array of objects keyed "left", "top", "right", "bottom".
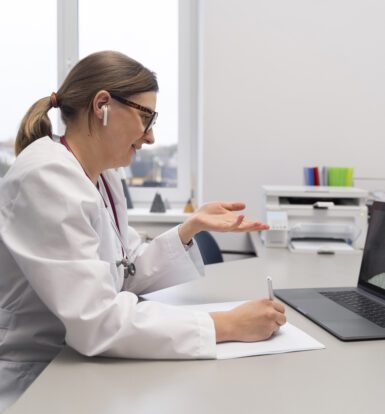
[{"left": 197, "top": 0, "right": 385, "bottom": 251}]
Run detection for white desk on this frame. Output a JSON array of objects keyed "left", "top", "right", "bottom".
[{"left": 6, "top": 250, "right": 385, "bottom": 414}]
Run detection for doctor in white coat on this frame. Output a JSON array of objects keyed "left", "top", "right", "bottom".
[{"left": 0, "top": 51, "right": 286, "bottom": 412}]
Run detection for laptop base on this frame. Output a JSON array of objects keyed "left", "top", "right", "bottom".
[{"left": 275, "top": 287, "right": 385, "bottom": 341}]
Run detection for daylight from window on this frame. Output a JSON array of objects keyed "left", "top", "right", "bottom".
[
  {"left": 1, "top": 0, "right": 179, "bottom": 190},
  {"left": 0, "top": 0, "right": 57, "bottom": 175},
  {"left": 79, "top": 0, "right": 179, "bottom": 188}
]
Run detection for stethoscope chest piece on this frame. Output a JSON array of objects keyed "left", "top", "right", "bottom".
[
  {"left": 117, "top": 258, "right": 136, "bottom": 278},
  {"left": 125, "top": 262, "right": 136, "bottom": 277}
]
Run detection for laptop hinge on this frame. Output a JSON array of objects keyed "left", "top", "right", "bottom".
[{"left": 357, "top": 283, "right": 385, "bottom": 302}]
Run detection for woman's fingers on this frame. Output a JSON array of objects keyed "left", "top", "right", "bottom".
[
  {"left": 272, "top": 301, "right": 286, "bottom": 327},
  {"left": 272, "top": 301, "right": 285, "bottom": 313},
  {"left": 219, "top": 202, "right": 246, "bottom": 211},
  {"left": 230, "top": 214, "right": 245, "bottom": 229},
  {"left": 276, "top": 313, "right": 287, "bottom": 327},
  {"left": 196, "top": 204, "right": 270, "bottom": 233},
  {"left": 219, "top": 219, "right": 269, "bottom": 232},
  {"left": 234, "top": 220, "right": 270, "bottom": 232},
  {"left": 209, "top": 214, "right": 245, "bottom": 230}
]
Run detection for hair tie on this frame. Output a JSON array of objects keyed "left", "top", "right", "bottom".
[{"left": 50, "top": 92, "right": 59, "bottom": 108}]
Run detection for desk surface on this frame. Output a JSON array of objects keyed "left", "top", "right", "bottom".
[{"left": 6, "top": 250, "right": 385, "bottom": 414}]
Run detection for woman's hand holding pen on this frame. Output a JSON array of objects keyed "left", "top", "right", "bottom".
[
  {"left": 178, "top": 201, "right": 269, "bottom": 245},
  {"left": 210, "top": 300, "right": 286, "bottom": 343}
]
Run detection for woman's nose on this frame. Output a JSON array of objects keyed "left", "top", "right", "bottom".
[{"left": 144, "top": 129, "right": 155, "bottom": 145}]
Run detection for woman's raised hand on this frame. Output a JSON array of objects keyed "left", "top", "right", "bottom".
[
  {"left": 193, "top": 202, "right": 269, "bottom": 232},
  {"left": 178, "top": 201, "right": 269, "bottom": 244}
]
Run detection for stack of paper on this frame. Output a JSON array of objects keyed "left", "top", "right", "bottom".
[{"left": 289, "top": 239, "right": 355, "bottom": 254}]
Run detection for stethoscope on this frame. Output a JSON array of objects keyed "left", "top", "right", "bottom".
[
  {"left": 98, "top": 179, "right": 136, "bottom": 279},
  {"left": 59, "top": 136, "right": 136, "bottom": 278},
  {"left": 105, "top": 205, "right": 136, "bottom": 278}
]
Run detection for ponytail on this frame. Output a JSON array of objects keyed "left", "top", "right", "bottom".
[{"left": 15, "top": 97, "right": 53, "bottom": 156}]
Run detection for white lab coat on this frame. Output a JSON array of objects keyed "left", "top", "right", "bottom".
[{"left": 0, "top": 137, "right": 216, "bottom": 412}]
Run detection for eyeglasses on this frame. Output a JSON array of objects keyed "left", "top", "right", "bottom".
[{"left": 110, "top": 93, "right": 158, "bottom": 133}]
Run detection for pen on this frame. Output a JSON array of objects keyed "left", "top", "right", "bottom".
[{"left": 267, "top": 276, "right": 274, "bottom": 300}]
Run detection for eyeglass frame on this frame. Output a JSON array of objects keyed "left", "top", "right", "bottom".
[{"left": 109, "top": 93, "right": 158, "bottom": 133}]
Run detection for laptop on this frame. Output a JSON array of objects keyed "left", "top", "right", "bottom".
[{"left": 274, "top": 201, "right": 385, "bottom": 341}]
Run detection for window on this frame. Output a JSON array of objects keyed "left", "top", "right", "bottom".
[
  {"left": 0, "top": 0, "right": 57, "bottom": 175},
  {"left": 1, "top": 1, "right": 196, "bottom": 207},
  {"left": 60, "top": 0, "right": 196, "bottom": 205},
  {"left": 80, "top": 0, "right": 178, "bottom": 191}
]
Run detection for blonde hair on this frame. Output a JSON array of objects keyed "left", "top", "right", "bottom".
[{"left": 15, "top": 51, "right": 158, "bottom": 155}]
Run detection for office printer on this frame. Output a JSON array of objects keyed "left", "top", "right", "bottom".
[{"left": 262, "top": 186, "right": 368, "bottom": 253}]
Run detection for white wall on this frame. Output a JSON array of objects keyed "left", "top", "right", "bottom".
[{"left": 198, "top": 0, "right": 385, "bottom": 251}]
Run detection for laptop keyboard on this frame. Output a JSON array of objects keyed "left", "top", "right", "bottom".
[{"left": 320, "top": 290, "right": 385, "bottom": 328}]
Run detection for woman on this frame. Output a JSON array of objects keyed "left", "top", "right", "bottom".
[{"left": 0, "top": 51, "right": 285, "bottom": 411}]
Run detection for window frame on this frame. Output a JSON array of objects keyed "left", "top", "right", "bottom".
[{"left": 57, "top": 0, "right": 197, "bottom": 206}]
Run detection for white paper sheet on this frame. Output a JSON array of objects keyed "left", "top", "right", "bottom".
[
  {"left": 184, "top": 301, "right": 325, "bottom": 359},
  {"left": 289, "top": 240, "right": 355, "bottom": 253}
]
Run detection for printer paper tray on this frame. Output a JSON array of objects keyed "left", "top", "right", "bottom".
[{"left": 289, "top": 240, "right": 357, "bottom": 254}]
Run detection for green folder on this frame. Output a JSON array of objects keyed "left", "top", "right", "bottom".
[{"left": 327, "top": 167, "right": 353, "bottom": 186}]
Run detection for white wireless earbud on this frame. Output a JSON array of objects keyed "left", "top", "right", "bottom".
[{"left": 102, "top": 104, "right": 108, "bottom": 127}]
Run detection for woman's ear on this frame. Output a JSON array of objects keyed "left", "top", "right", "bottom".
[{"left": 93, "top": 90, "right": 111, "bottom": 122}]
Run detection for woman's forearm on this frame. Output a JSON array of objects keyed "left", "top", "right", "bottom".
[{"left": 178, "top": 219, "right": 199, "bottom": 245}]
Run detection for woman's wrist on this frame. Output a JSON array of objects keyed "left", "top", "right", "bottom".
[
  {"left": 178, "top": 219, "right": 199, "bottom": 245},
  {"left": 210, "top": 311, "right": 233, "bottom": 343}
]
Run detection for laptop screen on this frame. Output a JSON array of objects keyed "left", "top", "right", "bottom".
[{"left": 358, "top": 201, "right": 385, "bottom": 298}]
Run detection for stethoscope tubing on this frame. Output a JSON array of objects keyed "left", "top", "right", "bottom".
[{"left": 99, "top": 183, "right": 136, "bottom": 277}]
